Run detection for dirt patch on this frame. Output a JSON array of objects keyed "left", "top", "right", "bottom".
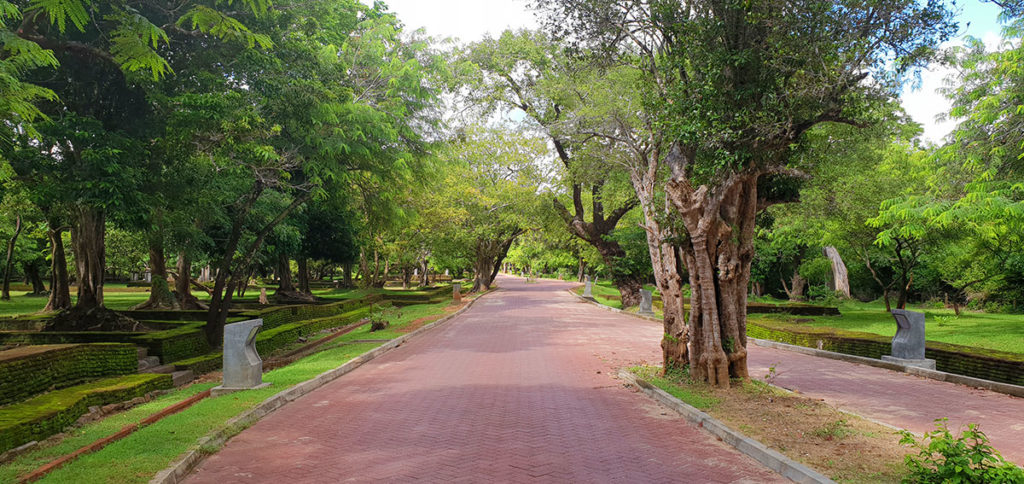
[{"left": 635, "top": 367, "right": 909, "bottom": 483}]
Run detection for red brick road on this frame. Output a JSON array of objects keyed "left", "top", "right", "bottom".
[
  {"left": 746, "top": 346, "right": 1024, "bottom": 465},
  {"left": 186, "top": 277, "right": 784, "bottom": 483}
]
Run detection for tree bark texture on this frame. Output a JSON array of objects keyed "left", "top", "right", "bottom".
[
  {"left": 823, "top": 246, "right": 851, "bottom": 298},
  {"left": 297, "top": 257, "right": 311, "bottom": 293},
  {"left": 44, "top": 225, "right": 71, "bottom": 312},
  {"left": 70, "top": 206, "right": 105, "bottom": 311},
  {"left": 136, "top": 233, "right": 178, "bottom": 310},
  {"left": 277, "top": 254, "right": 294, "bottom": 292},
  {"left": 665, "top": 163, "right": 762, "bottom": 388},
  {"left": 175, "top": 252, "right": 206, "bottom": 310},
  {"left": 25, "top": 259, "right": 47, "bottom": 295},
  {"left": 2, "top": 214, "right": 23, "bottom": 301}
]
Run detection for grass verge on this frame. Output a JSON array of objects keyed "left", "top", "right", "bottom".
[
  {"left": 629, "top": 365, "right": 910, "bottom": 483},
  {"left": 0, "top": 295, "right": 474, "bottom": 484}
]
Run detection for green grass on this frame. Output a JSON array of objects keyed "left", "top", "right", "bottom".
[
  {"left": 0, "top": 297, "right": 460, "bottom": 484},
  {"left": 629, "top": 365, "right": 720, "bottom": 410},
  {"left": 749, "top": 299, "right": 1024, "bottom": 355},
  {"left": 574, "top": 280, "right": 661, "bottom": 315}
]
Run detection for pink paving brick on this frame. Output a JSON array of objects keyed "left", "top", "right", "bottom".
[{"left": 185, "top": 276, "right": 785, "bottom": 483}]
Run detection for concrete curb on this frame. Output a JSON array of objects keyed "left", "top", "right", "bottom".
[
  {"left": 617, "top": 369, "right": 834, "bottom": 484},
  {"left": 750, "top": 338, "right": 1024, "bottom": 399},
  {"left": 150, "top": 291, "right": 492, "bottom": 484},
  {"left": 565, "top": 288, "right": 663, "bottom": 323}
]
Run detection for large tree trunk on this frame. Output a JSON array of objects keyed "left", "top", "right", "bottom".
[
  {"left": 175, "top": 252, "right": 206, "bottom": 310},
  {"left": 44, "top": 225, "right": 71, "bottom": 312},
  {"left": 401, "top": 265, "right": 412, "bottom": 290},
  {"left": 823, "top": 246, "right": 851, "bottom": 298},
  {"left": 667, "top": 169, "right": 759, "bottom": 388},
  {"left": 472, "top": 230, "right": 522, "bottom": 292},
  {"left": 2, "top": 214, "right": 23, "bottom": 301},
  {"left": 577, "top": 257, "right": 587, "bottom": 282},
  {"left": 781, "top": 271, "right": 807, "bottom": 302},
  {"left": 135, "top": 233, "right": 178, "bottom": 310},
  {"left": 297, "top": 257, "right": 311, "bottom": 294},
  {"left": 342, "top": 262, "right": 353, "bottom": 288},
  {"left": 70, "top": 206, "right": 105, "bottom": 311},
  {"left": 419, "top": 258, "right": 429, "bottom": 287},
  {"left": 25, "top": 259, "right": 46, "bottom": 296},
  {"left": 277, "top": 254, "right": 294, "bottom": 292}
]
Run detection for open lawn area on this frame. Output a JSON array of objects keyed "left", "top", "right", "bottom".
[
  {"left": 749, "top": 300, "right": 1024, "bottom": 356},
  {"left": 576, "top": 281, "right": 1024, "bottom": 356}
]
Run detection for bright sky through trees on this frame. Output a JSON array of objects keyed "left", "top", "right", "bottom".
[{"left": 377, "top": 0, "right": 1006, "bottom": 144}]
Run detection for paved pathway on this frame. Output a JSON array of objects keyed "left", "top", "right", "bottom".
[
  {"left": 746, "top": 346, "right": 1024, "bottom": 464},
  {"left": 186, "top": 277, "right": 784, "bottom": 483}
]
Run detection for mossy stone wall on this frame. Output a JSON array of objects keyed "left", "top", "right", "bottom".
[{"left": 0, "top": 343, "right": 137, "bottom": 406}]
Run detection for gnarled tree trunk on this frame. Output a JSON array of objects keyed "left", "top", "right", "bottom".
[
  {"left": 175, "top": 252, "right": 207, "bottom": 310},
  {"left": 667, "top": 167, "right": 760, "bottom": 388},
  {"left": 25, "top": 259, "right": 47, "bottom": 296},
  {"left": 472, "top": 230, "right": 522, "bottom": 292},
  {"left": 70, "top": 206, "right": 105, "bottom": 311},
  {"left": 297, "top": 257, "right": 311, "bottom": 294}
]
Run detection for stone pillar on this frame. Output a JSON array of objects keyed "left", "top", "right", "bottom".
[
  {"left": 881, "top": 309, "right": 935, "bottom": 370},
  {"left": 583, "top": 276, "right": 595, "bottom": 300},
  {"left": 212, "top": 319, "right": 272, "bottom": 396},
  {"left": 638, "top": 289, "right": 654, "bottom": 316},
  {"left": 453, "top": 283, "right": 461, "bottom": 304}
]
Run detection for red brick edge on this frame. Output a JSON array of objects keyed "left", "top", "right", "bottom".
[{"left": 19, "top": 390, "right": 212, "bottom": 483}]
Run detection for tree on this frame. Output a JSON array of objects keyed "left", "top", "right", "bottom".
[
  {"left": 461, "top": 30, "right": 645, "bottom": 307},
  {"left": 535, "top": 0, "right": 953, "bottom": 386}
]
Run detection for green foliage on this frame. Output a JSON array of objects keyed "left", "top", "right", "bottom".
[{"left": 899, "top": 418, "right": 1024, "bottom": 483}]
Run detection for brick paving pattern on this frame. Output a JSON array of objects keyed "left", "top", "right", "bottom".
[
  {"left": 746, "top": 346, "right": 1024, "bottom": 465},
  {"left": 186, "top": 277, "right": 784, "bottom": 483}
]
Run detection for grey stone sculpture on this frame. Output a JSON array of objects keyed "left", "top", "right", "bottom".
[
  {"left": 881, "top": 309, "right": 935, "bottom": 370},
  {"left": 213, "top": 319, "right": 271, "bottom": 396},
  {"left": 639, "top": 289, "right": 654, "bottom": 316},
  {"left": 583, "top": 276, "right": 595, "bottom": 300}
]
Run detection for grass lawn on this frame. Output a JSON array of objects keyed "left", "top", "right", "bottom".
[
  {"left": 573, "top": 280, "right": 662, "bottom": 316},
  {"left": 0, "top": 296, "right": 469, "bottom": 483},
  {"left": 749, "top": 300, "right": 1024, "bottom": 355},
  {"left": 575, "top": 280, "right": 1024, "bottom": 356}
]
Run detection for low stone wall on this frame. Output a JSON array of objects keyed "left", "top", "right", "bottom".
[
  {"left": 0, "top": 344, "right": 137, "bottom": 406},
  {"left": 747, "top": 320, "right": 1024, "bottom": 386}
]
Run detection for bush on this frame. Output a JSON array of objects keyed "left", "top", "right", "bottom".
[{"left": 899, "top": 418, "right": 1024, "bottom": 484}]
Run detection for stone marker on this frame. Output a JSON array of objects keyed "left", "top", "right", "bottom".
[
  {"left": 639, "top": 289, "right": 654, "bottom": 316},
  {"left": 583, "top": 276, "right": 595, "bottom": 300},
  {"left": 453, "top": 283, "right": 462, "bottom": 304},
  {"left": 881, "top": 309, "right": 936, "bottom": 370},
  {"left": 212, "top": 319, "right": 272, "bottom": 396},
  {"left": 258, "top": 287, "right": 269, "bottom": 305}
]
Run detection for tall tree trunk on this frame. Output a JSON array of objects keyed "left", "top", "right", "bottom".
[
  {"left": 402, "top": 265, "right": 412, "bottom": 290},
  {"left": 823, "top": 246, "right": 851, "bottom": 298},
  {"left": 2, "top": 214, "right": 23, "bottom": 301},
  {"left": 136, "top": 232, "right": 178, "bottom": 310},
  {"left": 277, "top": 254, "right": 294, "bottom": 292},
  {"left": 297, "top": 257, "right": 311, "bottom": 293},
  {"left": 44, "top": 225, "right": 71, "bottom": 312},
  {"left": 577, "top": 257, "right": 587, "bottom": 282},
  {"left": 472, "top": 230, "right": 522, "bottom": 292},
  {"left": 781, "top": 271, "right": 806, "bottom": 302},
  {"left": 25, "top": 260, "right": 46, "bottom": 295},
  {"left": 175, "top": 251, "right": 206, "bottom": 310},
  {"left": 343, "top": 262, "right": 353, "bottom": 288},
  {"left": 70, "top": 206, "right": 105, "bottom": 311},
  {"left": 419, "top": 258, "right": 428, "bottom": 287},
  {"left": 667, "top": 169, "right": 759, "bottom": 388}
]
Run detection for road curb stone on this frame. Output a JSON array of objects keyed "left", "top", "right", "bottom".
[{"left": 617, "top": 369, "right": 835, "bottom": 484}]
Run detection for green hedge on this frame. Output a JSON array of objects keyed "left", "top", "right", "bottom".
[
  {"left": 257, "top": 294, "right": 382, "bottom": 329},
  {"left": 256, "top": 306, "right": 373, "bottom": 356},
  {"left": 0, "top": 373, "right": 172, "bottom": 454},
  {"left": 172, "top": 353, "right": 223, "bottom": 375},
  {"left": 132, "top": 326, "right": 210, "bottom": 364},
  {"left": 0, "top": 344, "right": 137, "bottom": 406},
  {"left": 747, "top": 320, "right": 1024, "bottom": 386}
]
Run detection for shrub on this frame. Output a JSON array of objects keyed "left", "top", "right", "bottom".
[{"left": 899, "top": 418, "right": 1024, "bottom": 484}]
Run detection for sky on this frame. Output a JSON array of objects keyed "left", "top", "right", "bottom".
[{"left": 376, "top": 0, "right": 1009, "bottom": 144}]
